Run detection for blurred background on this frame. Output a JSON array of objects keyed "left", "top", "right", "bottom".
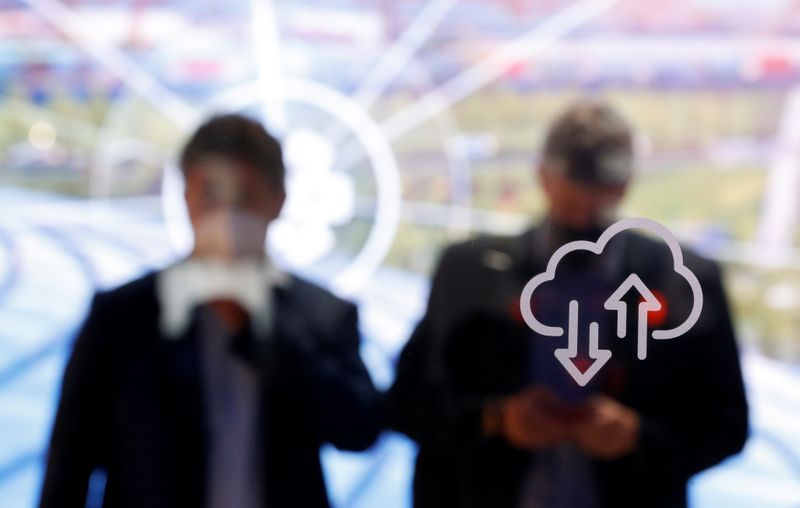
[{"left": 1, "top": 0, "right": 800, "bottom": 506}]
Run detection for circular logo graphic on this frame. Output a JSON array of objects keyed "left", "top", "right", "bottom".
[{"left": 160, "top": 78, "right": 402, "bottom": 295}]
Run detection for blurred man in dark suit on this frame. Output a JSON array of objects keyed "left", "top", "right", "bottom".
[
  {"left": 390, "top": 101, "right": 748, "bottom": 508},
  {"left": 39, "top": 114, "right": 382, "bottom": 508}
]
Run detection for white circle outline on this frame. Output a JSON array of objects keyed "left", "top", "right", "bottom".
[{"left": 163, "top": 78, "right": 403, "bottom": 295}]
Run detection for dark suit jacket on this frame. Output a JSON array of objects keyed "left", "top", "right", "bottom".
[
  {"left": 390, "top": 225, "right": 748, "bottom": 508},
  {"left": 39, "top": 271, "right": 382, "bottom": 508}
]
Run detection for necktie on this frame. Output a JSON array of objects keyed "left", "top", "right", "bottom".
[{"left": 198, "top": 302, "right": 265, "bottom": 508}]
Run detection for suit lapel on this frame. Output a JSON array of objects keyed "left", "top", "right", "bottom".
[{"left": 154, "top": 302, "right": 208, "bottom": 505}]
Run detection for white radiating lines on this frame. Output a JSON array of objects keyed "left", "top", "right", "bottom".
[
  {"left": 381, "top": 0, "right": 622, "bottom": 141},
  {"left": 250, "top": 0, "right": 288, "bottom": 132},
  {"left": 22, "top": 0, "right": 199, "bottom": 131},
  {"left": 757, "top": 86, "right": 800, "bottom": 259},
  {"left": 352, "top": 0, "right": 458, "bottom": 111},
  {"left": 24, "top": 0, "right": 620, "bottom": 161},
  {"left": 24, "top": 0, "right": 289, "bottom": 133},
  {"left": 323, "top": 0, "right": 458, "bottom": 142},
  {"left": 334, "top": 0, "right": 622, "bottom": 172}
]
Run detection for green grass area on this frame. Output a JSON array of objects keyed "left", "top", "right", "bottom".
[{"left": 624, "top": 166, "right": 766, "bottom": 241}]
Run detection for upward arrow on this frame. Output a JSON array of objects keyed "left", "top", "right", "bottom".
[
  {"left": 554, "top": 300, "right": 612, "bottom": 387},
  {"left": 604, "top": 274, "right": 661, "bottom": 360}
]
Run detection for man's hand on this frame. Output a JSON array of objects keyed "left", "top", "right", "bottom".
[
  {"left": 571, "top": 394, "right": 640, "bottom": 460},
  {"left": 484, "top": 386, "right": 569, "bottom": 450}
]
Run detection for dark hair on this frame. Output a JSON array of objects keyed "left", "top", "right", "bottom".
[
  {"left": 179, "top": 114, "right": 285, "bottom": 193},
  {"left": 542, "top": 101, "right": 633, "bottom": 185}
]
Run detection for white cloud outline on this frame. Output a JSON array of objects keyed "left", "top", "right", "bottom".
[{"left": 519, "top": 217, "right": 704, "bottom": 340}]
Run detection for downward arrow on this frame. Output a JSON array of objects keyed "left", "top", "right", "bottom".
[
  {"left": 604, "top": 274, "right": 661, "bottom": 360},
  {"left": 554, "top": 300, "right": 612, "bottom": 387}
]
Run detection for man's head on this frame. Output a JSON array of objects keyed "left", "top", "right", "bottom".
[
  {"left": 538, "top": 101, "right": 634, "bottom": 234},
  {"left": 180, "top": 114, "right": 286, "bottom": 261}
]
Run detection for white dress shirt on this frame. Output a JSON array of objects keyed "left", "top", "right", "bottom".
[{"left": 156, "top": 257, "right": 289, "bottom": 340}]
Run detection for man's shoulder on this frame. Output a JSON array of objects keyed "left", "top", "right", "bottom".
[
  {"left": 77, "top": 272, "right": 160, "bottom": 346},
  {"left": 284, "top": 274, "right": 356, "bottom": 322},
  {"left": 438, "top": 231, "right": 528, "bottom": 270},
  {"left": 91, "top": 270, "right": 159, "bottom": 311},
  {"left": 287, "top": 274, "right": 350, "bottom": 305}
]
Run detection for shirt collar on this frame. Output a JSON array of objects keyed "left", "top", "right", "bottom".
[{"left": 156, "top": 257, "right": 289, "bottom": 340}]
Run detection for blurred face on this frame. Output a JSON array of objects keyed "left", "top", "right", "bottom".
[
  {"left": 539, "top": 164, "right": 627, "bottom": 232},
  {"left": 184, "top": 157, "right": 285, "bottom": 261}
]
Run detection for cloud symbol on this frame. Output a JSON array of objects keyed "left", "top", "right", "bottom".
[{"left": 519, "top": 217, "right": 704, "bottom": 340}]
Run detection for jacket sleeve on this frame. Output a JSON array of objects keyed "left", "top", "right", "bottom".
[
  {"left": 389, "top": 246, "right": 490, "bottom": 446},
  {"left": 390, "top": 318, "right": 491, "bottom": 446},
  {"left": 277, "top": 302, "right": 383, "bottom": 452},
  {"left": 635, "top": 261, "right": 749, "bottom": 480},
  {"left": 38, "top": 294, "right": 113, "bottom": 508}
]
